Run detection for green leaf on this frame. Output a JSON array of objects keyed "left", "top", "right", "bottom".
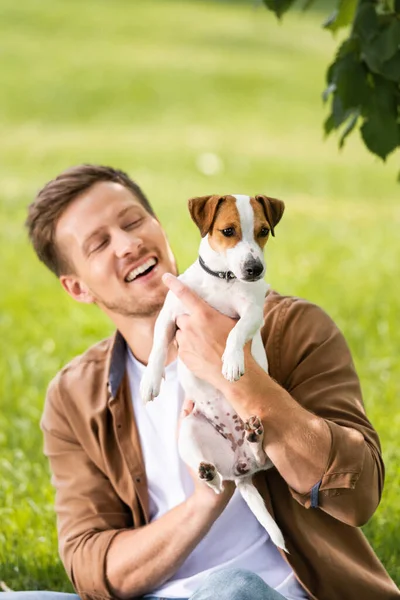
[
  {"left": 353, "top": 3, "right": 380, "bottom": 43},
  {"left": 362, "top": 45, "right": 383, "bottom": 73},
  {"left": 324, "top": 113, "right": 336, "bottom": 136},
  {"left": 326, "top": 37, "right": 359, "bottom": 85},
  {"left": 339, "top": 111, "right": 360, "bottom": 148},
  {"left": 262, "top": 0, "right": 296, "bottom": 18},
  {"left": 330, "top": 52, "right": 370, "bottom": 109},
  {"left": 366, "top": 75, "right": 398, "bottom": 116},
  {"left": 336, "top": 36, "right": 359, "bottom": 59},
  {"left": 360, "top": 112, "right": 399, "bottom": 159},
  {"left": 377, "top": 20, "right": 400, "bottom": 63},
  {"left": 326, "top": 44, "right": 352, "bottom": 88},
  {"left": 323, "top": 0, "right": 359, "bottom": 33},
  {"left": 363, "top": 20, "right": 400, "bottom": 73},
  {"left": 380, "top": 51, "right": 400, "bottom": 83},
  {"left": 332, "top": 93, "right": 355, "bottom": 127}
]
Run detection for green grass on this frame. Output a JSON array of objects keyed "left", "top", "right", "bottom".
[{"left": 0, "top": 0, "right": 399, "bottom": 592}]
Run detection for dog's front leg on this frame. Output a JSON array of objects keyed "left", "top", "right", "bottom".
[
  {"left": 222, "top": 303, "right": 263, "bottom": 382},
  {"left": 140, "top": 294, "right": 178, "bottom": 403}
]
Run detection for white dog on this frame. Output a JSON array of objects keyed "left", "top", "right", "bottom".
[{"left": 140, "top": 194, "right": 286, "bottom": 551}]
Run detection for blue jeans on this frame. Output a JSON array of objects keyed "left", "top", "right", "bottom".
[{"left": 0, "top": 567, "right": 286, "bottom": 599}]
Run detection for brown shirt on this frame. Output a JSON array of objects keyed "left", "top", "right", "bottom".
[{"left": 41, "top": 292, "right": 400, "bottom": 600}]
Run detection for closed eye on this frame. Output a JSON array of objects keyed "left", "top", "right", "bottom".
[
  {"left": 123, "top": 218, "right": 143, "bottom": 230},
  {"left": 90, "top": 238, "right": 109, "bottom": 254}
]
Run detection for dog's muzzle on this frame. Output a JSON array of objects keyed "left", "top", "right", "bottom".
[{"left": 241, "top": 258, "right": 264, "bottom": 281}]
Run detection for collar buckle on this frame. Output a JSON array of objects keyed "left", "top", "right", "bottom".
[{"left": 198, "top": 256, "right": 236, "bottom": 282}]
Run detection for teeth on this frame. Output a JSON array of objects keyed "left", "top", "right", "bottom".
[{"left": 125, "top": 258, "right": 157, "bottom": 282}]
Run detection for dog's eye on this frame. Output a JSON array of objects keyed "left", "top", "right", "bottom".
[
  {"left": 259, "top": 227, "right": 270, "bottom": 237},
  {"left": 221, "top": 227, "right": 235, "bottom": 237}
]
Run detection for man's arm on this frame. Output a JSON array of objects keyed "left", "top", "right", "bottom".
[
  {"left": 106, "top": 479, "right": 233, "bottom": 599},
  {"left": 223, "top": 357, "right": 332, "bottom": 495},
  {"left": 163, "top": 274, "right": 384, "bottom": 528},
  {"left": 42, "top": 377, "right": 234, "bottom": 600}
]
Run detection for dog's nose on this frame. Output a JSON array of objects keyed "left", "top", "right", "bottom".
[
  {"left": 243, "top": 260, "right": 264, "bottom": 280},
  {"left": 246, "top": 263, "right": 263, "bottom": 277}
]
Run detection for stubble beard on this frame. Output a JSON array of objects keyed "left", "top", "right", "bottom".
[
  {"left": 88, "top": 253, "right": 177, "bottom": 319},
  {"left": 90, "top": 287, "right": 167, "bottom": 318}
]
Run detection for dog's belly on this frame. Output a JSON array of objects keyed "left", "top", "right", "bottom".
[{"left": 178, "top": 360, "right": 264, "bottom": 478}]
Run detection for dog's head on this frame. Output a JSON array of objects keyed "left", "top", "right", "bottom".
[{"left": 188, "top": 194, "right": 285, "bottom": 282}]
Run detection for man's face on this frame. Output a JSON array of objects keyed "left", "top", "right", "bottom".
[{"left": 56, "top": 181, "right": 177, "bottom": 318}]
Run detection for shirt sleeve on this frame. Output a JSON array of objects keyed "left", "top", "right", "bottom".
[
  {"left": 273, "top": 297, "right": 384, "bottom": 527},
  {"left": 41, "top": 375, "right": 132, "bottom": 600}
]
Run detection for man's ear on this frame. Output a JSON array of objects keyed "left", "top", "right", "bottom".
[
  {"left": 188, "top": 195, "right": 225, "bottom": 237},
  {"left": 255, "top": 195, "right": 285, "bottom": 237},
  {"left": 59, "top": 275, "right": 95, "bottom": 304}
]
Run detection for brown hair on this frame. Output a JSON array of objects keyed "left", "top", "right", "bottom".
[{"left": 26, "top": 164, "right": 155, "bottom": 276}]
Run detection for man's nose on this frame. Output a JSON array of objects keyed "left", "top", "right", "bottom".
[{"left": 114, "top": 229, "right": 143, "bottom": 258}]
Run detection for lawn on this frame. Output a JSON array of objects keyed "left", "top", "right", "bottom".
[{"left": 0, "top": 0, "right": 399, "bottom": 592}]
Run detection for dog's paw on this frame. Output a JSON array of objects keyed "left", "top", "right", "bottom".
[
  {"left": 245, "top": 415, "right": 264, "bottom": 442},
  {"left": 198, "top": 462, "right": 217, "bottom": 482},
  {"left": 222, "top": 349, "right": 245, "bottom": 382},
  {"left": 140, "top": 371, "right": 161, "bottom": 404},
  {"left": 198, "top": 462, "right": 224, "bottom": 494}
]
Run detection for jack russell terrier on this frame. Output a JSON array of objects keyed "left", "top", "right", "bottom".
[{"left": 140, "top": 194, "right": 286, "bottom": 551}]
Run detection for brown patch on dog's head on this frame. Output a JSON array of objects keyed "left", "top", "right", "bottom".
[
  {"left": 188, "top": 195, "right": 223, "bottom": 238},
  {"left": 208, "top": 196, "right": 242, "bottom": 253},
  {"left": 188, "top": 195, "right": 243, "bottom": 253},
  {"left": 250, "top": 199, "right": 272, "bottom": 250},
  {"left": 253, "top": 195, "right": 285, "bottom": 237}
]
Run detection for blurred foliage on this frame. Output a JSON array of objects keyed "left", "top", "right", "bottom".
[{"left": 262, "top": 0, "right": 400, "bottom": 173}]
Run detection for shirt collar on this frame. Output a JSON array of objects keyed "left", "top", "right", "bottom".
[{"left": 107, "top": 330, "right": 127, "bottom": 398}]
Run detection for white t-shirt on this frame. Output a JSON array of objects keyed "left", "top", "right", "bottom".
[{"left": 127, "top": 352, "right": 308, "bottom": 600}]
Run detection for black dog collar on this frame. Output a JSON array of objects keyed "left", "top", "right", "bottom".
[{"left": 198, "top": 255, "right": 236, "bottom": 281}]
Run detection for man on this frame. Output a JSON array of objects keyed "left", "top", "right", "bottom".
[{"left": 7, "top": 164, "right": 398, "bottom": 600}]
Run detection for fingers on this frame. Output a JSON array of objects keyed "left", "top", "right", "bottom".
[
  {"left": 177, "top": 398, "right": 194, "bottom": 439},
  {"left": 162, "top": 274, "right": 206, "bottom": 315},
  {"left": 181, "top": 397, "right": 195, "bottom": 418},
  {"left": 176, "top": 314, "right": 190, "bottom": 330}
]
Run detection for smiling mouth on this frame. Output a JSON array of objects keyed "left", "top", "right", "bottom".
[{"left": 125, "top": 257, "right": 158, "bottom": 282}]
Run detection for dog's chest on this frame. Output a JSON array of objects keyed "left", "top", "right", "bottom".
[{"left": 199, "top": 282, "right": 240, "bottom": 317}]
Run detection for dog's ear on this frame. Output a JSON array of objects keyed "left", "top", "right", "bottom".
[
  {"left": 188, "top": 195, "right": 225, "bottom": 237},
  {"left": 255, "top": 195, "right": 285, "bottom": 237}
]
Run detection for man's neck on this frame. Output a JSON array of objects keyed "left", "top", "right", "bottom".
[{"left": 109, "top": 311, "right": 177, "bottom": 367}]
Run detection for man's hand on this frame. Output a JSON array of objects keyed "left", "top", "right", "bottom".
[
  {"left": 179, "top": 397, "right": 235, "bottom": 512},
  {"left": 163, "top": 273, "right": 243, "bottom": 390}
]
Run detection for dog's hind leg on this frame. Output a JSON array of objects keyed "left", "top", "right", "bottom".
[
  {"left": 198, "top": 461, "right": 224, "bottom": 493},
  {"left": 178, "top": 410, "right": 233, "bottom": 494},
  {"left": 244, "top": 416, "right": 273, "bottom": 470},
  {"left": 244, "top": 416, "right": 267, "bottom": 467}
]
